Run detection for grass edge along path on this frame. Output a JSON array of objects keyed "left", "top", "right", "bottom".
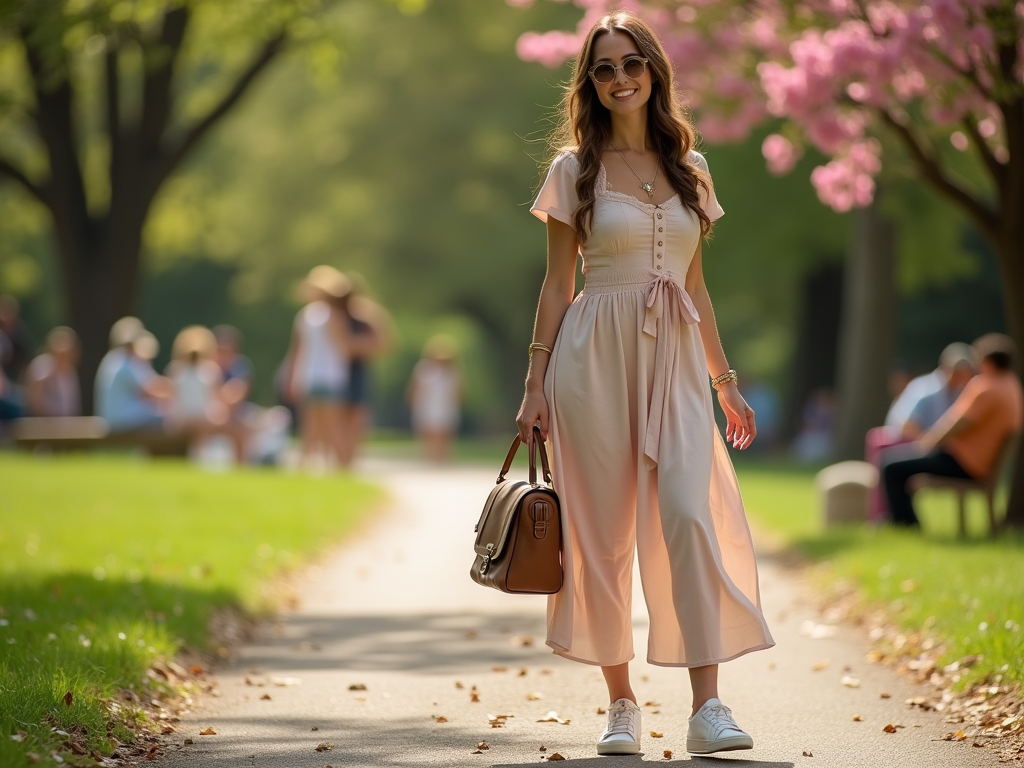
[
  {"left": 0, "top": 454, "right": 384, "bottom": 767},
  {"left": 736, "top": 459, "right": 1024, "bottom": 761}
]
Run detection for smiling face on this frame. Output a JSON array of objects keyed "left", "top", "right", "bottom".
[{"left": 589, "top": 29, "right": 653, "bottom": 117}]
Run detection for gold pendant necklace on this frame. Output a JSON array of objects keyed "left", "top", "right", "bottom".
[{"left": 613, "top": 147, "right": 658, "bottom": 199}]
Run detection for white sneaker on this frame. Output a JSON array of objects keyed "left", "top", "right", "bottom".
[
  {"left": 597, "top": 698, "right": 642, "bottom": 755},
  {"left": 686, "top": 698, "right": 753, "bottom": 754}
]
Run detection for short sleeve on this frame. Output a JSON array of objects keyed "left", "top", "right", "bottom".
[
  {"left": 689, "top": 150, "right": 725, "bottom": 222},
  {"left": 531, "top": 151, "right": 580, "bottom": 229}
]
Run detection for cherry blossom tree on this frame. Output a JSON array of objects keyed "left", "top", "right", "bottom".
[{"left": 509, "top": 0, "right": 1024, "bottom": 527}]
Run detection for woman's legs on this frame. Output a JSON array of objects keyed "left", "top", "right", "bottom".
[
  {"left": 688, "top": 664, "right": 719, "bottom": 715},
  {"left": 601, "top": 662, "right": 636, "bottom": 704}
]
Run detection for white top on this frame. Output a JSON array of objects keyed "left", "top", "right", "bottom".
[
  {"left": 885, "top": 369, "right": 943, "bottom": 431},
  {"left": 296, "top": 301, "right": 349, "bottom": 392},
  {"left": 169, "top": 359, "right": 221, "bottom": 420},
  {"left": 410, "top": 360, "right": 460, "bottom": 431}
]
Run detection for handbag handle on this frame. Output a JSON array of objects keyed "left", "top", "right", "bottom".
[{"left": 496, "top": 426, "right": 553, "bottom": 486}]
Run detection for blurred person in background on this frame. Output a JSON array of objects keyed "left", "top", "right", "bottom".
[
  {"left": 865, "top": 342, "right": 973, "bottom": 521},
  {"left": 25, "top": 326, "right": 81, "bottom": 417},
  {"left": 0, "top": 294, "right": 33, "bottom": 382},
  {"left": 95, "top": 317, "right": 169, "bottom": 433},
  {"left": 407, "top": 334, "right": 462, "bottom": 463},
  {"left": 883, "top": 333, "right": 1024, "bottom": 528},
  {"left": 900, "top": 354, "right": 975, "bottom": 439},
  {"left": 791, "top": 388, "right": 835, "bottom": 462},
  {"left": 286, "top": 266, "right": 363, "bottom": 470},
  {"left": 0, "top": 330, "right": 24, "bottom": 423},
  {"left": 166, "top": 325, "right": 247, "bottom": 462},
  {"left": 338, "top": 275, "right": 393, "bottom": 468},
  {"left": 213, "top": 324, "right": 253, "bottom": 420}
]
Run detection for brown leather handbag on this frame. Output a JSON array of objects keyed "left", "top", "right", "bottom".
[{"left": 470, "top": 427, "right": 563, "bottom": 594}]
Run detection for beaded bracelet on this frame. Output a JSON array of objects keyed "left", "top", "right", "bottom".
[{"left": 711, "top": 369, "right": 738, "bottom": 390}]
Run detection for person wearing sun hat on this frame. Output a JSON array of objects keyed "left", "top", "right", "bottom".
[
  {"left": 95, "top": 316, "right": 170, "bottom": 433},
  {"left": 285, "top": 265, "right": 364, "bottom": 469}
]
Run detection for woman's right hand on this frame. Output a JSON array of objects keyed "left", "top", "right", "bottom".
[{"left": 516, "top": 386, "right": 549, "bottom": 446}]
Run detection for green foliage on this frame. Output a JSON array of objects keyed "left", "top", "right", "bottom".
[{"left": 0, "top": 453, "right": 381, "bottom": 764}]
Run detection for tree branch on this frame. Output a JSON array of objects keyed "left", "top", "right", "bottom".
[
  {"left": 879, "top": 109, "right": 999, "bottom": 239},
  {"left": 152, "top": 32, "right": 287, "bottom": 186},
  {"left": 140, "top": 7, "right": 189, "bottom": 160},
  {"left": 0, "top": 157, "right": 50, "bottom": 208},
  {"left": 961, "top": 113, "right": 1006, "bottom": 189}
]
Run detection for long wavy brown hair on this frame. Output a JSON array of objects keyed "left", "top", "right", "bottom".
[{"left": 547, "top": 10, "right": 712, "bottom": 240}]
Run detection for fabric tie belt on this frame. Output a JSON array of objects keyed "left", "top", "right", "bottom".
[{"left": 642, "top": 274, "right": 701, "bottom": 469}]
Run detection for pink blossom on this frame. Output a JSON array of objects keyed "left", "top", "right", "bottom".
[
  {"left": 516, "top": 30, "right": 582, "bottom": 68},
  {"left": 762, "top": 134, "right": 801, "bottom": 175},
  {"left": 950, "top": 131, "right": 970, "bottom": 151}
]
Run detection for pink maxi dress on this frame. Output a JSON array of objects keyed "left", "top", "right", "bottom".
[{"left": 531, "top": 150, "right": 775, "bottom": 667}]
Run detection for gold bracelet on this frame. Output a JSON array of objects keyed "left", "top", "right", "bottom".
[
  {"left": 711, "top": 369, "right": 738, "bottom": 390},
  {"left": 529, "top": 342, "right": 553, "bottom": 357}
]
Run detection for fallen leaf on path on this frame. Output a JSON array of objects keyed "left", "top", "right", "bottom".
[
  {"left": 464, "top": 630, "right": 478, "bottom": 639},
  {"left": 518, "top": 668, "right": 528, "bottom": 677},
  {"left": 488, "top": 713, "right": 514, "bottom": 728},
  {"left": 596, "top": 707, "right": 606, "bottom": 715},
  {"left": 63, "top": 691, "right": 73, "bottom": 707},
  {"left": 812, "top": 660, "right": 830, "bottom": 672},
  {"left": 537, "top": 711, "right": 570, "bottom": 724},
  {"left": 650, "top": 730, "right": 663, "bottom": 738},
  {"left": 492, "top": 666, "right": 507, "bottom": 673},
  {"left": 527, "top": 692, "right": 543, "bottom": 700},
  {"left": 476, "top": 741, "right": 489, "bottom": 750},
  {"left": 880, "top": 691, "right": 891, "bottom": 698},
  {"left": 544, "top": 753, "right": 565, "bottom": 761},
  {"left": 161, "top": 725, "right": 175, "bottom": 734},
  {"left": 643, "top": 700, "right": 660, "bottom": 707},
  {"left": 183, "top": 738, "right": 193, "bottom": 745},
  {"left": 540, "top": 669, "right": 553, "bottom": 675},
  {"left": 841, "top": 676, "right": 861, "bottom": 688},
  {"left": 199, "top": 728, "right": 216, "bottom": 736},
  {"left": 455, "top": 681, "right": 464, "bottom": 689},
  {"left": 511, "top": 635, "right": 534, "bottom": 646},
  {"left": 190, "top": 664, "right": 205, "bottom": 675},
  {"left": 469, "top": 690, "right": 480, "bottom": 703},
  {"left": 852, "top": 715, "right": 863, "bottom": 722},
  {"left": 347, "top": 683, "right": 366, "bottom": 691},
  {"left": 260, "top": 693, "right": 271, "bottom": 700},
  {"left": 769, "top": 663, "right": 776, "bottom": 671},
  {"left": 942, "top": 730, "right": 967, "bottom": 741},
  {"left": 883, "top": 724, "right": 898, "bottom": 733},
  {"left": 311, "top": 726, "right": 318, "bottom": 731},
  {"left": 272, "top": 677, "right": 301, "bottom": 687},
  {"left": 663, "top": 749, "right": 673, "bottom": 759},
  {"left": 314, "top": 742, "right": 333, "bottom": 752},
  {"left": 433, "top": 716, "right": 448, "bottom": 723},
  {"left": 802, "top": 750, "right": 813, "bottom": 757},
  {"left": 539, "top": 745, "right": 546, "bottom": 751}
]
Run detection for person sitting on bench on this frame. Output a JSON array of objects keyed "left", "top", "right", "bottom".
[
  {"left": 95, "top": 317, "right": 171, "bottom": 433},
  {"left": 883, "top": 333, "right": 1023, "bottom": 527}
]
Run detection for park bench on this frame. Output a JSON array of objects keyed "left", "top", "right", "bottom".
[
  {"left": 13, "top": 416, "right": 189, "bottom": 457},
  {"left": 908, "top": 436, "right": 1018, "bottom": 538}
]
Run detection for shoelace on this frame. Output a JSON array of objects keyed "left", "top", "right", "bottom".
[
  {"left": 604, "top": 702, "right": 637, "bottom": 737},
  {"left": 703, "top": 703, "right": 741, "bottom": 733}
]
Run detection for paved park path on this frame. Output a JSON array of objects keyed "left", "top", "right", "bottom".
[{"left": 157, "top": 460, "right": 999, "bottom": 767}]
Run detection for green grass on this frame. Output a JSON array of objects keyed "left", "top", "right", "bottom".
[
  {"left": 734, "top": 458, "right": 1024, "bottom": 691},
  {"left": 0, "top": 454, "right": 382, "bottom": 767}
]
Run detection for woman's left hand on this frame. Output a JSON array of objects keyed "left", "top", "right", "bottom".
[{"left": 717, "top": 383, "right": 756, "bottom": 450}]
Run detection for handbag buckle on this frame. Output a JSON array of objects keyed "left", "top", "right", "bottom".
[{"left": 480, "top": 543, "right": 495, "bottom": 575}]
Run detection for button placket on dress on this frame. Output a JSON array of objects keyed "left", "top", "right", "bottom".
[{"left": 655, "top": 210, "right": 664, "bottom": 270}]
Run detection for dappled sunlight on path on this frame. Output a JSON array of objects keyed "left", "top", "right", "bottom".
[{"left": 155, "top": 460, "right": 1000, "bottom": 767}]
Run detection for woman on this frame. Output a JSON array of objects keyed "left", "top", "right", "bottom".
[
  {"left": 287, "top": 265, "right": 360, "bottom": 470},
  {"left": 407, "top": 334, "right": 462, "bottom": 463},
  {"left": 516, "top": 11, "right": 774, "bottom": 757}
]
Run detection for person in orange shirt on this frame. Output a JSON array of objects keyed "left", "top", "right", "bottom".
[{"left": 883, "top": 333, "right": 1024, "bottom": 527}]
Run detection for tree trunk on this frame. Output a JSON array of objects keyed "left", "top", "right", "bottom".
[
  {"left": 780, "top": 261, "right": 844, "bottom": 444},
  {"left": 833, "top": 199, "right": 897, "bottom": 461}
]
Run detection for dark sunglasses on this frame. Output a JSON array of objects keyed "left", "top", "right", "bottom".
[{"left": 587, "top": 56, "right": 649, "bottom": 84}]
